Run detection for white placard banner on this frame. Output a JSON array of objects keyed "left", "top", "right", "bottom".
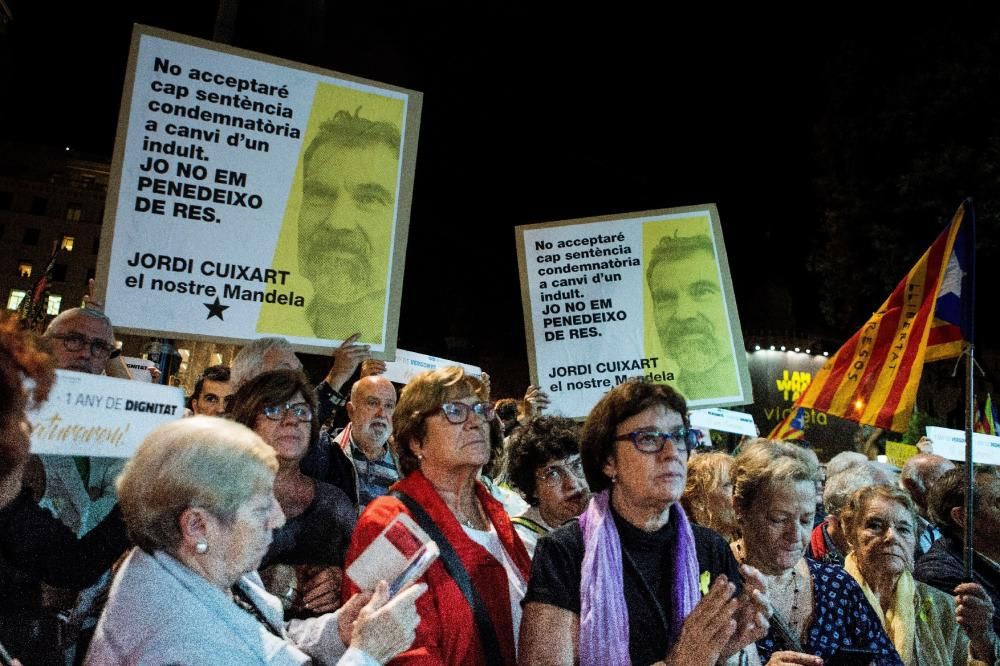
[
  {"left": 98, "top": 26, "right": 421, "bottom": 356},
  {"left": 925, "top": 426, "right": 1000, "bottom": 466},
  {"left": 516, "top": 204, "right": 752, "bottom": 418},
  {"left": 29, "top": 370, "right": 185, "bottom": 458},
  {"left": 382, "top": 349, "right": 482, "bottom": 385},
  {"left": 689, "top": 407, "right": 758, "bottom": 437},
  {"left": 122, "top": 356, "right": 155, "bottom": 383}
]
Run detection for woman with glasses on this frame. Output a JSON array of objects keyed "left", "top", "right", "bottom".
[
  {"left": 229, "top": 369, "right": 357, "bottom": 617},
  {"left": 521, "top": 379, "right": 770, "bottom": 666},
  {"left": 505, "top": 416, "right": 590, "bottom": 558},
  {"left": 343, "top": 366, "right": 532, "bottom": 666}
]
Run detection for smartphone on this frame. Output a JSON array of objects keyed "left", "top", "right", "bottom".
[
  {"left": 825, "top": 648, "right": 878, "bottom": 666},
  {"left": 387, "top": 541, "right": 439, "bottom": 598}
]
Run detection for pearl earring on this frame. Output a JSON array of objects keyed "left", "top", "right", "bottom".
[{"left": 195, "top": 541, "right": 209, "bottom": 554}]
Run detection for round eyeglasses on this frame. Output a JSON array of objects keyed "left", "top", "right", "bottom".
[
  {"left": 440, "top": 401, "right": 494, "bottom": 424},
  {"left": 536, "top": 456, "right": 586, "bottom": 487},
  {"left": 262, "top": 402, "right": 312, "bottom": 422},
  {"left": 50, "top": 333, "right": 120, "bottom": 359},
  {"left": 614, "top": 428, "right": 699, "bottom": 454}
]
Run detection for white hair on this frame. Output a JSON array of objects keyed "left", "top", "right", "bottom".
[
  {"left": 43, "top": 307, "right": 113, "bottom": 336},
  {"left": 825, "top": 451, "right": 869, "bottom": 478},
  {"left": 230, "top": 337, "right": 295, "bottom": 388},
  {"left": 823, "top": 461, "right": 894, "bottom": 515}
]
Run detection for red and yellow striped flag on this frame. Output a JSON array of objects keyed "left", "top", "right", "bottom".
[{"left": 770, "top": 203, "right": 969, "bottom": 436}]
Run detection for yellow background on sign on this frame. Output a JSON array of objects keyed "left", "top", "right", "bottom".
[
  {"left": 258, "top": 82, "right": 405, "bottom": 344},
  {"left": 642, "top": 215, "right": 738, "bottom": 402},
  {"left": 885, "top": 440, "right": 919, "bottom": 468}
]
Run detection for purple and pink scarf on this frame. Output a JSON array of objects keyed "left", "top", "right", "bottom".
[{"left": 578, "top": 490, "right": 700, "bottom": 665}]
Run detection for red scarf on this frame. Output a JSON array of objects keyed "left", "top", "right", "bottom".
[{"left": 809, "top": 521, "right": 829, "bottom": 559}]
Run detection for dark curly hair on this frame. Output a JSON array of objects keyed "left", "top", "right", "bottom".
[
  {"left": 580, "top": 379, "right": 689, "bottom": 493},
  {"left": 506, "top": 416, "right": 581, "bottom": 505}
]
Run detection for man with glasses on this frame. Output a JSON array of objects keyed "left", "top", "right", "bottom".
[
  {"left": 189, "top": 364, "right": 233, "bottom": 417},
  {"left": 506, "top": 416, "right": 590, "bottom": 557},
  {"left": 38, "top": 308, "right": 125, "bottom": 536},
  {"left": 332, "top": 375, "right": 400, "bottom": 511},
  {"left": 43, "top": 307, "right": 120, "bottom": 377}
]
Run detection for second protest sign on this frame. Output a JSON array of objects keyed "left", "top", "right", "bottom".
[{"left": 516, "top": 204, "right": 752, "bottom": 418}]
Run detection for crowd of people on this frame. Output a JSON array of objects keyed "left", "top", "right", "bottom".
[{"left": 1, "top": 306, "right": 999, "bottom": 665}]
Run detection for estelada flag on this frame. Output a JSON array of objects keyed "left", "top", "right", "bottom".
[
  {"left": 770, "top": 202, "right": 970, "bottom": 436},
  {"left": 771, "top": 406, "right": 807, "bottom": 441}
]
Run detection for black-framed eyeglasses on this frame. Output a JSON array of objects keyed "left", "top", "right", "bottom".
[
  {"left": 262, "top": 402, "right": 313, "bottom": 422},
  {"left": 50, "top": 333, "right": 120, "bottom": 359},
  {"left": 440, "top": 401, "right": 494, "bottom": 424},
  {"left": 536, "top": 456, "right": 586, "bottom": 487},
  {"left": 614, "top": 428, "right": 699, "bottom": 454}
]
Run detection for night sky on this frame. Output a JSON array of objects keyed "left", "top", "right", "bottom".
[{"left": 4, "top": 3, "right": 998, "bottom": 395}]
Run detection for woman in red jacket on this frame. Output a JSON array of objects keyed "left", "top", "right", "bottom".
[{"left": 343, "top": 366, "right": 531, "bottom": 666}]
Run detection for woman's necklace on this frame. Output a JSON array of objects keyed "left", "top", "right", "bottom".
[
  {"left": 431, "top": 480, "right": 486, "bottom": 529},
  {"left": 773, "top": 568, "right": 801, "bottom": 615},
  {"left": 448, "top": 495, "right": 484, "bottom": 529},
  {"left": 733, "top": 540, "right": 803, "bottom": 619}
]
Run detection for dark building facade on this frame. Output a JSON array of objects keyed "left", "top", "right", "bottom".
[{"left": 0, "top": 142, "right": 109, "bottom": 321}]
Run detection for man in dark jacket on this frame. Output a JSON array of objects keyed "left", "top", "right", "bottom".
[{"left": 914, "top": 466, "right": 1000, "bottom": 636}]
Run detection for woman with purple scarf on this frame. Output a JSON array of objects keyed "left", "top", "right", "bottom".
[{"left": 520, "top": 380, "right": 770, "bottom": 665}]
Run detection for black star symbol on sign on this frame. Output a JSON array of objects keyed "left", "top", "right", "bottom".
[{"left": 204, "top": 297, "right": 229, "bottom": 320}]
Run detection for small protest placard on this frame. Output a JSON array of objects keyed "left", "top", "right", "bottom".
[
  {"left": 29, "top": 370, "right": 185, "bottom": 458},
  {"left": 516, "top": 205, "right": 752, "bottom": 418},
  {"left": 689, "top": 408, "right": 758, "bottom": 437},
  {"left": 925, "top": 426, "right": 1000, "bottom": 466},
  {"left": 382, "top": 349, "right": 482, "bottom": 385},
  {"left": 122, "top": 356, "right": 155, "bottom": 382}
]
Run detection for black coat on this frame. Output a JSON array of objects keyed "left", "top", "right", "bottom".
[{"left": 913, "top": 532, "right": 1000, "bottom": 636}]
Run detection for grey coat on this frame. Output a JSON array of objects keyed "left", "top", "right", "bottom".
[{"left": 85, "top": 548, "right": 375, "bottom": 665}]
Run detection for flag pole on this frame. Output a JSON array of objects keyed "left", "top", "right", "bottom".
[{"left": 962, "top": 198, "right": 977, "bottom": 580}]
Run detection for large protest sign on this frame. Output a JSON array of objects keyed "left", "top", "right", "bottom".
[
  {"left": 98, "top": 25, "right": 421, "bottom": 355},
  {"left": 516, "top": 205, "right": 751, "bottom": 417},
  {"left": 29, "top": 370, "right": 185, "bottom": 458}
]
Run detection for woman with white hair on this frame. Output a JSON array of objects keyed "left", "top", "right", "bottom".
[
  {"left": 840, "top": 485, "right": 996, "bottom": 665},
  {"left": 86, "top": 417, "right": 425, "bottom": 665}
]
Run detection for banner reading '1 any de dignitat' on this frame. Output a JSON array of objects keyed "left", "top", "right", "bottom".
[
  {"left": 98, "top": 25, "right": 421, "bottom": 355},
  {"left": 516, "top": 205, "right": 752, "bottom": 418}
]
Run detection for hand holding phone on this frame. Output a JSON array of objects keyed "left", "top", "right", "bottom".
[{"left": 388, "top": 541, "right": 439, "bottom": 598}]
